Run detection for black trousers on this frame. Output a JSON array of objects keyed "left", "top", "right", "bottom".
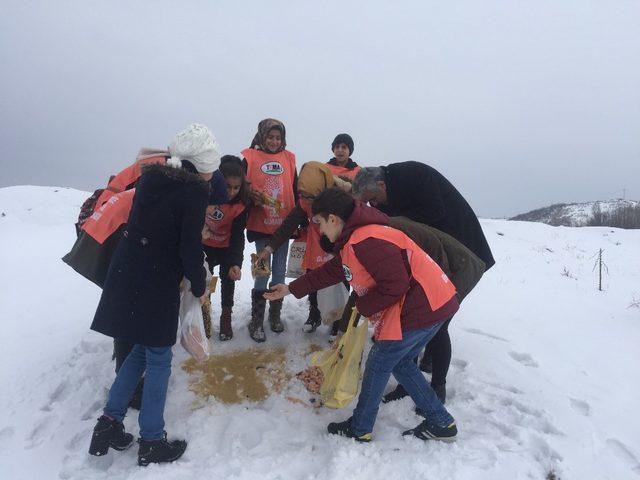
[
  {"left": 203, "top": 246, "right": 235, "bottom": 307},
  {"left": 421, "top": 317, "right": 452, "bottom": 386}
]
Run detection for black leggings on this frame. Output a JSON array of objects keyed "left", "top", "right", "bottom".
[
  {"left": 422, "top": 317, "right": 452, "bottom": 386},
  {"left": 203, "top": 246, "right": 235, "bottom": 307},
  {"left": 308, "top": 291, "right": 318, "bottom": 308}
]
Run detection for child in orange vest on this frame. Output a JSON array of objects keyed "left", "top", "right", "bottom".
[
  {"left": 202, "top": 156, "right": 249, "bottom": 341},
  {"left": 242, "top": 118, "right": 297, "bottom": 342},
  {"left": 256, "top": 161, "right": 352, "bottom": 335},
  {"left": 265, "top": 188, "right": 459, "bottom": 443}
]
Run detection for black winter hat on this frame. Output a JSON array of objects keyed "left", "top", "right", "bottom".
[{"left": 331, "top": 133, "right": 354, "bottom": 155}]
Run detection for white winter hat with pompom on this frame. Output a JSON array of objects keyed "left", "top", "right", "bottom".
[{"left": 167, "top": 123, "right": 221, "bottom": 174}]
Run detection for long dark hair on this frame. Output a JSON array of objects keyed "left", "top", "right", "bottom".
[{"left": 220, "top": 155, "right": 250, "bottom": 205}]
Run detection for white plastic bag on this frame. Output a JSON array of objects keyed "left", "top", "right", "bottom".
[
  {"left": 317, "top": 283, "right": 350, "bottom": 325},
  {"left": 179, "top": 280, "right": 210, "bottom": 362},
  {"left": 285, "top": 240, "right": 306, "bottom": 279}
]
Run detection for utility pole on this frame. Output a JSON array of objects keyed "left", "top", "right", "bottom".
[{"left": 592, "top": 248, "right": 609, "bottom": 292}]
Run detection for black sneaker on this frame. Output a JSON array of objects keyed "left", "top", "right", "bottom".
[
  {"left": 382, "top": 384, "right": 409, "bottom": 403},
  {"left": 327, "top": 418, "right": 372, "bottom": 443},
  {"left": 403, "top": 419, "right": 457, "bottom": 442},
  {"left": 88, "top": 415, "right": 134, "bottom": 456},
  {"left": 137, "top": 432, "right": 187, "bottom": 467}
]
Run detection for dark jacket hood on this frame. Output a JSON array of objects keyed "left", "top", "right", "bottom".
[
  {"left": 137, "top": 163, "right": 208, "bottom": 206},
  {"left": 141, "top": 163, "right": 207, "bottom": 184},
  {"left": 328, "top": 157, "right": 359, "bottom": 170},
  {"left": 334, "top": 200, "right": 389, "bottom": 251}
]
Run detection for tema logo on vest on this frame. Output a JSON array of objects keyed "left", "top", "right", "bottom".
[
  {"left": 209, "top": 209, "right": 224, "bottom": 221},
  {"left": 342, "top": 264, "right": 353, "bottom": 282},
  {"left": 261, "top": 162, "right": 284, "bottom": 176}
]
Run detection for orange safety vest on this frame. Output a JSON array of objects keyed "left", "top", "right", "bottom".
[
  {"left": 341, "top": 224, "right": 456, "bottom": 341},
  {"left": 94, "top": 156, "right": 166, "bottom": 210},
  {"left": 299, "top": 199, "right": 334, "bottom": 270},
  {"left": 242, "top": 148, "right": 296, "bottom": 234},
  {"left": 82, "top": 189, "right": 136, "bottom": 244},
  {"left": 202, "top": 203, "right": 247, "bottom": 249},
  {"left": 326, "top": 163, "right": 361, "bottom": 181}
]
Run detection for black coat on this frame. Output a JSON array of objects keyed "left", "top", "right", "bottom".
[
  {"left": 378, "top": 161, "right": 495, "bottom": 270},
  {"left": 91, "top": 164, "right": 209, "bottom": 347}
]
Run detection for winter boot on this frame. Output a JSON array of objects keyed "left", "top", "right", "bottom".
[
  {"left": 268, "top": 298, "right": 285, "bottom": 333},
  {"left": 382, "top": 384, "right": 409, "bottom": 403},
  {"left": 249, "top": 289, "right": 267, "bottom": 343},
  {"left": 327, "top": 417, "right": 372, "bottom": 443},
  {"left": 402, "top": 419, "right": 457, "bottom": 443},
  {"left": 219, "top": 306, "right": 233, "bottom": 341},
  {"left": 137, "top": 432, "right": 187, "bottom": 467},
  {"left": 88, "top": 415, "right": 134, "bottom": 456},
  {"left": 302, "top": 304, "right": 322, "bottom": 333},
  {"left": 128, "top": 378, "right": 145, "bottom": 410}
]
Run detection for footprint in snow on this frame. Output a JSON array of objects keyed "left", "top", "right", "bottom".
[
  {"left": 462, "top": 328, "right": 508, "bottom": 342},
  {"left": 483, "top": 381, "right": 523, "bottom": 395},
  {"left": 508, "top": 351, "right": 539, "bottom": 368},
  {"left": 80, "top": 400, "right": 103, "bottom": 421},
  {"left": 569, "top": 398, "right": 590, "bottom": 416},
  {"left": 451, "top": 358, "right": 468, "bottom": 371},
  {"left": 25, "top": 414, "right": 58, "bottom": 449},
  {"left": 0, "top": 426, "right": 15, "bottom": 447},
  {"left": 41, "top": 380, "right": 71, "bottom": 411},
  {"left": 606, "top": 438, "right": 640, "bottom": 475}
]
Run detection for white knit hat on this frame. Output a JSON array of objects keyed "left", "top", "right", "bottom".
[{"left": 167, "top": 123, "right": 221, "bottom": 174}]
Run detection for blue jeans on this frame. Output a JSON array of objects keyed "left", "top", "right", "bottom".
[
  {"left": 104, "top": 344, "right": 172, "bottom": 441},
  {"left": 254, "top": 238, "right": 289, "bottom": 290},
  {"left": 352, "top": 323, "right": 455, "bottom": 435}
]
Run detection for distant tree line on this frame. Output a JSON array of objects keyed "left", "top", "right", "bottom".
[{"left": 588, "top": 203, "right": 640, "bottom": 229}]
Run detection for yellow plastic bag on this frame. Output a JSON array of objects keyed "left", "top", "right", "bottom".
[{"left": 311, "top": 308, "right": 368, "bottom": 408}]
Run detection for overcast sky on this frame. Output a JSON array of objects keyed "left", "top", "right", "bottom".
[{"left": 1, "top": 0, "right": 639, "bottom": 217}]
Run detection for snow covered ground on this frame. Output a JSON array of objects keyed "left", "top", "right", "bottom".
[{"left": 1, "top": 186, "right": 639, "bottom": 480}]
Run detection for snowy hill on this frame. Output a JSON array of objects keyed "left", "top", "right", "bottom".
[
  {"left": 510, "top": 199, "right": 640, "bottom": 227},
  {"left": 1, "top": 186, "right": 639, "bottom": 480}
]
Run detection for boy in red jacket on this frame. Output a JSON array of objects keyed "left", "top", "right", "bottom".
[{"left": 265, "top": 188, "right": 458, "bottom": 442}]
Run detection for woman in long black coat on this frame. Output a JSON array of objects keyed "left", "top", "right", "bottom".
[
  {"left": 88, "top": 123, "right": 219, "bottom": 466},
  {"left": 90, "top": 163, "right": 209, "bottom": 346}
]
